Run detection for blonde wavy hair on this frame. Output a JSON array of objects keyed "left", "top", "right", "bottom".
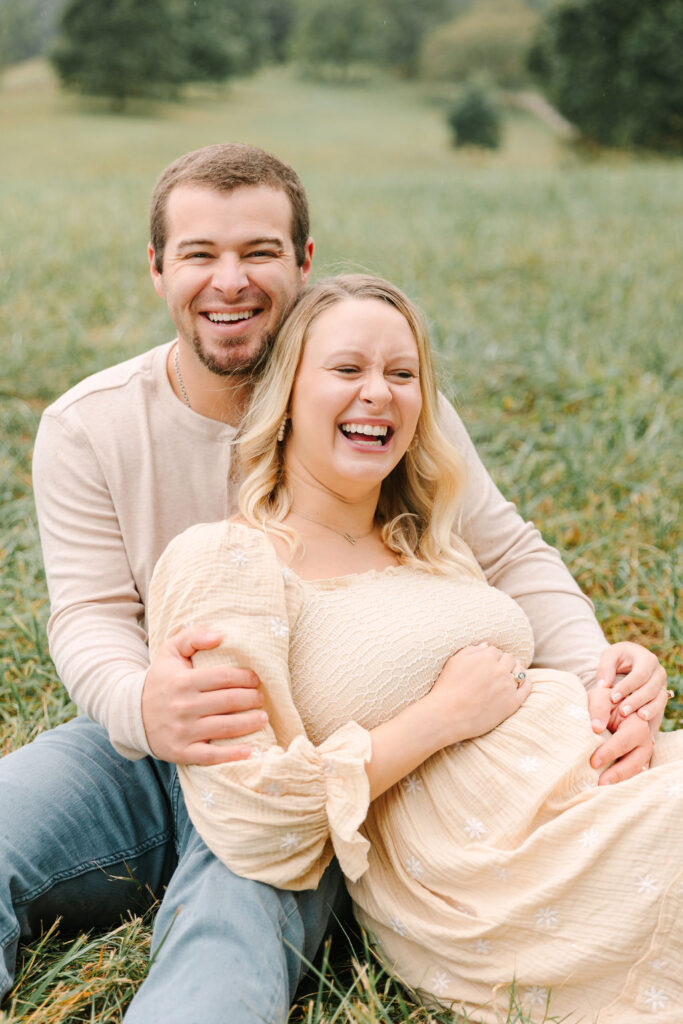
[{"left": 238, "top": 274, "right": 484, "bottom": 580}]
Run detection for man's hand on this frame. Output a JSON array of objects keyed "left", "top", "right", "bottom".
[
  {"left": 587, "top": 641, "right": 667, "bottom": 785},
  {"left": 142, "top": 627, "right": 267, "bottom": 765}
]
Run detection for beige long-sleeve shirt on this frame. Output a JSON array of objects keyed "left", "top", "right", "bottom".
[{"left": 32, "top": 340, "right": 607, "bottom": 760}]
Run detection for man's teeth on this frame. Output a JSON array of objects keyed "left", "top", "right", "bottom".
[
  {"left": 206, "top": 311, "right": 256, "bottom": 323},
  {"left": 341, "top": 423, "right": 389, "bottom": 437}
]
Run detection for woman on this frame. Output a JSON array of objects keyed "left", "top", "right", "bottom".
[{"left": 148, "top": 275, "right": 682, "bottom": 1023}]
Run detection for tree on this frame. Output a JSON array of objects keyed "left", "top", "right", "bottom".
[
  {"left": 0, "top": 0, "right": 65, "bottom": 68},
  {"left": 447, "top": 78, "right": 502, "bottom": 147},
  {"left": 420, "top": 0, "right": 538, "bottom": 88},
  {"left": 529, "top": 0, "right": 683, "bottom": 151},
  {"left": 289, "top": 0, "right": 465, "bottom": 79},
  {"left": 51, "top": 0, "right": 272, "bottom": 109},
  {"left": 51, "top": 0, "right": 187, "bottom": 108}
]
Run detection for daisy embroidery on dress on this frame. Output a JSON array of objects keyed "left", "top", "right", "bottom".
[
  {"left": 664, "top": 779, "right": 683, "bottom": 798},
  {"left": 401, "top": 773, "right": 423, "bottom": 793},
  {"left": 472, "top": 939, "right": 491, "bottom": 955},
  {"left": 431, "top": 969, "right": 451, "bottom": 995},
  {"left": 464, "top": 817, "right": 487, "bottom": 840},
  {"left": 264, "top": 780, "right": 283, "bottom": 796},
  {"left": 280, "top": 832, "right": 300, "bottom": 851},
  {"left": 649, "top": 959, "right": 669, "bottom": 972},
  {"left": 525, "top": 986, "right": 549, "bottom": 1008},
  {"left": 405, "top": 855, "right": 423, "bottom": 880},
  {"left": 270, "top": 617, "right": 288, "bottom": 638},
  {"left": 494, "top": 866, "right": 509, "bottom": 882},
  {"left": 390, "top": 916, "right": 407, "bottom": 937},
  {"left": 578, "top": 827, "right": 599, "bottom": 849},
  {"left": 518, "top": 755, "right": 540, "bottom": 775},
  {"left": 535, "top": 906, "right": 559, "bottom": 929},
  {"left": 643, "top": 987, "right": 669, "bottom": 1011},
  {"left": 566, "top": 703, "right": 589, "bottom": 720},
  {"left": 229, "top": 547, "right": 248, "bottom": 569},
  {"left": 199, "top": 790, "right": 215, "bottom": 809},
  {"left": 635, "top": 874, "right": 658, "bottom": 895}
]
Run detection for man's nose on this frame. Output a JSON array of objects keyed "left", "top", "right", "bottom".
[{"left": 211, "top": 255, "right": 249, "bottom": 296}]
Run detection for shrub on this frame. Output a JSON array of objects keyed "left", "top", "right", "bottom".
[
  {"left": 420, "top": 0, "right": 538, "bottom": 88},
  {"left": 529, "top": 0, "right": 683, "bottom": 151},
  {"left": 447, "top": 79, "right": 503, "bottom": 147}
]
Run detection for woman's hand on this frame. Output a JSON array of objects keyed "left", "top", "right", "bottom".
[{"left": 423, "top": 643, "right": 533, "bottom": 750}]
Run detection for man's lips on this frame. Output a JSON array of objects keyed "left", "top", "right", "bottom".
[{"left": 202, "top": 310, "right": 259, "bottom": 324}]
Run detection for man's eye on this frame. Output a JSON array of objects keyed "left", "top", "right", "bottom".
[
  {"left": 186, "top": 252, "right": 212, "bottom": 260},
  {"left": 247, "top": 250, "right": 278, "bottom": 259}
]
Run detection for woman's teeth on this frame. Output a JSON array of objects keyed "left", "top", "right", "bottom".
[{"left": 340, "top": 423, "right": 390, "bottom": 447}]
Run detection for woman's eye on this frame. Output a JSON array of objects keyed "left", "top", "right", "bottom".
[
  {"left": 335, "top": 366, "right": 360, "bottom": 375},
  {"left": 392, "top": 370, "right": 417, "bottom": 380}
]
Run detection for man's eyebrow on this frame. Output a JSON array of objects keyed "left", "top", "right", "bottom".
[
  {"left": 244, "top": 236, "right": 286, "bottom": 248},
  {"left": 174, "top": 236, "right": 286, "bottom": 251},
  {"left": 175, "top": 238, "right": 216, "bottom": 251}
]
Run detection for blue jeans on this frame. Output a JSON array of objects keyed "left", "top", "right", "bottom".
[{"left": 0, "top": 717, "right": 347, "bottom": 1023}]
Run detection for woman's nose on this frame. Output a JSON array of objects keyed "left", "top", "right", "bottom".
[{"left": 359, "top": 371, "right": 391, "bottom": 407}]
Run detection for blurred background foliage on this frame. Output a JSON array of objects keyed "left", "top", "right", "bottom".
[{"left": 1, "top": 0, "right": 681, "bottom": 149}]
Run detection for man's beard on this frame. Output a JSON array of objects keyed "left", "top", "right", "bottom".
[{"left": 190, "top": 329, "right": 274, "bottom": 382}]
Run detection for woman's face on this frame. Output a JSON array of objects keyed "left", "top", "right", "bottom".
[{"left": 286, "top": 297, "right": 423, "bottom": 500}]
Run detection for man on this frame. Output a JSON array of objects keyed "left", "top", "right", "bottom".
[{"left": 0, "top": 144, "right": 666, "bottom": 1022}]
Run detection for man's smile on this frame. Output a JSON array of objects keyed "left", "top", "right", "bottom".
[{"left": 204, "top": 310, "right": 259, "bottom": 324}]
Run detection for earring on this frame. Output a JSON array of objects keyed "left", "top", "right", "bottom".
[{"left": 277, "top": 415, "right": 287, "bottom": 443}]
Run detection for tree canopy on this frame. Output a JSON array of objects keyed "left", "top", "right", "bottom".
[
  {"left": 530, "top": 0, "right": 683, "bottom": 151},
  {"left": 50, "top": 0, "right": 285, "bottom": 107}
]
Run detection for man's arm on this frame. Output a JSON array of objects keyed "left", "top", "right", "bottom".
[
  {"left": 438, "top": 397, "right": 667, "bottom": 781},
  {"left": 439, "top": 395, "right": 608, "bottom": 682},
  {"left": 33, "top": 409, "right": 263, "bottom": 762}
]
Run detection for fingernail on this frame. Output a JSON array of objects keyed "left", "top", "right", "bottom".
[
  {"left": 597, "top": 677, "right": 609, "bottom": 688},
  {"left": 591, "top": 718, "right": 605, "bottom": 732},
  {"left": 259, "top": 711, "right": 268, "bottom": 725},
  {"left": 640, "top": 764, "right": 648, "bottom": 772},
  {"left": 610, "top": 691, "right": 622, "bottom": 703},
  {"left": 241, "top": 746, "right": 252, "bottom": 758},
  {"left": 621, "top": 703, "right": 633, "bottom": 716},
  {"left": 639, "top": 708, "right": 650, "bottom": 720},
  {"left": 592, "top": 755, "right": 602, "bottom": 768}
]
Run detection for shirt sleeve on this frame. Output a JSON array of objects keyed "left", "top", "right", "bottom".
[
  {"left": 147, "top": 521, "right": 372, "bottom": 890},
  {"left": 438, "top": 395, "right": 608, "bottom": 687},
  {"left": 32, "top": 409, "right": 152, "bottom": 758}
]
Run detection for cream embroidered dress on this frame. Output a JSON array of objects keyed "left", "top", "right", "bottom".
[{"left": 148, "top": 522, "right": 683, "bottom": 1024}]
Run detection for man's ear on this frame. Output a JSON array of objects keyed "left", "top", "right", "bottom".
[
  {"left": 148, "top": 243, "right": 165, "bottom": 298},
  {"left": 300, "top": 237, "right": 314, "bottom": 285}
]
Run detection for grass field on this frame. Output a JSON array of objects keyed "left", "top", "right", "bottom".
[{"left": 1, "top": 59, "right": 682, "bottom": 1022}]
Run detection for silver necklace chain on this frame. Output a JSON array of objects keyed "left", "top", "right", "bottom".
[
  {"left": 289, "top": 510, "right": 376, "bottom": 546},
  {"left": 173, "top": 344, "right": 191, "bottom": 409}
]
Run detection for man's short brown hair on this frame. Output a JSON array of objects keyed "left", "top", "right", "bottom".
[{"left": 149, "top": 143, "right": 310, "bottom": 272}]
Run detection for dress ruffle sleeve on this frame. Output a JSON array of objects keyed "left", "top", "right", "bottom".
[{"left": 147, "top": 521, "right": 372, "bottom": 889}]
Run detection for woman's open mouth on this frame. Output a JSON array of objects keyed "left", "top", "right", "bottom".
[{"left": 338, "top": 422, "right": 394, "bottom": 449}]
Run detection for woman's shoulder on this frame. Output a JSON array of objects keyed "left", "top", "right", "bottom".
[{"left": 155, "top": 519, "right": 277, "bottom": 579}]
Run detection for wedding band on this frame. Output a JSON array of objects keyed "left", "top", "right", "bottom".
[
  {"left": 667, "top": 689, "right": 675, "bottom": 700},
  {"left": 514, "top": 670, "right": 527, "bottom": 687}
]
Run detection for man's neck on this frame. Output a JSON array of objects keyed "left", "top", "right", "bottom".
[{"left": 167, "top": 343, "right": 252, "bottom": 426}]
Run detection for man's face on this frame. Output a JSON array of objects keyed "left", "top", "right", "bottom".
[{"left": 149, "top": 184, "right": 313, "bottom": 376}]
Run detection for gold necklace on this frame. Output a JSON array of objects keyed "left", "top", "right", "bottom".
[{"left": 288, "top": 509, "right": 376, "bottom": 546}]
